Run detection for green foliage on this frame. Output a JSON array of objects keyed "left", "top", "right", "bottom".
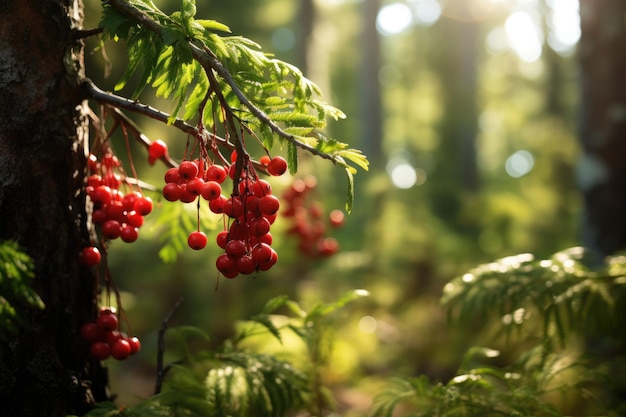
[
  {"left": 78, "top": 290, "right": 366, "bottom": 417},
  {"left": 0, "top": 240, "right": 44, "bottom": 355},
  {"left": 441, "top": 247, "right": 626, "bottom": 345},
  {"left": 98, "top": 0, "right": 368, "bottom": 210},
  {"left": 370, "top": 248, "right": 626, "bottom": 416}
]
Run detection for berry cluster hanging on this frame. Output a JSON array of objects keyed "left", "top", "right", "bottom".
[
  {"left": 153, "top": 131, "right": 288, "bottom": 279},
  {"left": 282, "top": 176, "right": 345, "bottom": 258},
  {"left": 78, "top": 110, "right": 152, "bottom": 360}
]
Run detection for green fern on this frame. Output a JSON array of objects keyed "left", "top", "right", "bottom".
[
  {"left": 0, "top": 240, "right": 44, "bottom": 357},
  {"left": 441, "top": 247, "right": 626, "bottom": 345}
]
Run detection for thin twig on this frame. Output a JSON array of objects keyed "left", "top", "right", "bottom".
[
  {"left": 154, "top": 297, "right": 184, "bottom": 395},
  {"left": 109, "top": 106, "right": 179, "bottom": 169},
  {"left": 74, "top": 28, "right": 104, "bottom": 39}
]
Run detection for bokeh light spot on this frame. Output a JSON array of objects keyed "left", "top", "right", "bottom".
[
  {"left": 358, "top": 316, "right": 377, "bottom": 334},
  {"left": 505, "top": 150, "right": 534, "bottom": 178},
  {"left": 377, "top": 3, "right": 413, "bottom": 36}
]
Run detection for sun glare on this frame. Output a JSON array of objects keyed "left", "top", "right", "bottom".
[
  {"left": 376, "top": 3, "right": 413, "bottom": 36},
  {"left": 505, "top": 11, "right": 543, "bottom": 62}
]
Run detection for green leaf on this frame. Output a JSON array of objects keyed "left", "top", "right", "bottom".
[
  {"left": 248, "top": 314, "right": 283, "bottom": 344},
  {"left": 194, "top": 19, "right": 231, "bottom": 33},
  {"left": 180, "top": 0, "right": 196, "bottom": 19},
  {"left": 336, "top": 148, "right": 369, "bottom": 172},
  {"left": 287, "top": 142, "right": 298, "bottom": 175},
  {"left": 344, "top": 166, "right": 355, "bottom": 214},
  {"left": 306, "top": 289, "right": 369, "bottom": 321},
  {"left": 262, "top": 294, "right": 289, "bottom": 314}
]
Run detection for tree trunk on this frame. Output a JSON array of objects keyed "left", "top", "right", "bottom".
[
  {"left": 0, "top": 0, "right": 107, "bottom": 415},
  {"left": 360, "top": 0, "right": 383, "bottom": 162},
  {"left": 429, "top": 9, "right": 480, "bottom": 228},
  {"left": 578, "top": 0, "right": 626, "bottom": 257}
]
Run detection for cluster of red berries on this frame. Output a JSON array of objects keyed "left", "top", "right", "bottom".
[
  {"left": 282, "top": 175, "right": 345, "bottom": 258},
  {"left": 156, "top": 141, "right": 288, "bottom": 278},
  {"left": 80, "top": 308, "right": 141, "bottom": 361},
  {"left": 86, "top": 152, "right": 153, "bottom": 245}
]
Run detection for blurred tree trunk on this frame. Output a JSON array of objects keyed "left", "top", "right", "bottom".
[
  {"left": 430, "top": 7, "right": 480, "bottom": 227},
  {"left": 0, "top": 0, "right": 107, "bottom": 415},
  {"left": 296, "top": 0, "right": 315, "bottom": 76},
  {"left": 578, "top": 0, "right": 626, "bottom": 256},
  {"left": 360, "top": 0, "right": 383, "bottom": 162}
]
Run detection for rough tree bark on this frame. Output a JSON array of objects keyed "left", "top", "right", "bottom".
[
  {"left": 578, "top": 0, "right": 626, "bottom": 256},
  {"left": 0, "top": 0, "right": 108, "bottom": 415}
]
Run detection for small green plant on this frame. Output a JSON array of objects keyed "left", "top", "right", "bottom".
[
  {"left": 372, "top": 247, "right": 626, "bottom": 416},
  {"left": 0, "top": 240, "right": 44, "bottom": 359},
  {"left": 72, "top": 289, "right": 368, "bottom": 417}
]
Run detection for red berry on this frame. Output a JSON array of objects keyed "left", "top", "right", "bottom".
[
  {"left": 216, "top": 231, "right": 229, "bottom": 249},
  {"left": 88, "top": 153, "right": 99, "bottom": 172},
  {"left": 251, "top": 243, "right": 273, "bottom": 264},
  {"left": 200, "top": 181, "right": 222, "bottom": 201},
  {"left": 111, "top": 339, "right": 132, "bottom": 360},
  {"left": 185, "top": 177, "right": 205, "bottom": 196},
  {"left": 267, "top": 156, "right": 287, "bottom": 176},
  {"left": 206, "top": 165, "right": 227, "bottom": 184},
  {"left": 225, "top": 239, "right": 246, "bottom": 258},
  {"left": 223, "top": 197, "right": 244, "bottom": 218},
  {"left": 258, "top": 195, "right": 280, "bottom": 216},
  {"left": 237, "top": 255, "right": 257, "bottom": 275},
  {"left": 92, "top": 209, "right": 107, "bottom": 224},
  {"left": 90, "top": 341, "right": 111, "bottom": 361},
  {"left": 105, "top": 201, "right": 125, "bottom": 222},
  {"left": 80, "top": 322, "right": 104, "bottom": 343},
  {"left": 259, "top": 155, "right": 271, "bottom": 166},
  {"left": 87, "top": 174, "right": 103, "bottom": 188},
  {"left": 252, "top": 232, "right": 273, "bottom": 246},
  {"left": 105, "top": 329, "right": 126, "bottom": 346},
  {"left": 252, "top": 179, "right": 272, "bottom": 197},
  {"left": 187, "top": 231, "right": 208, "bottom": 250},
  {"left": 178, "top": 184, "right": 198, "bottom": 203},
  {"left": 163, "top": 183, "right": 182, "bottom": 201},
  {"left": 329, "top": 209, "right": 345, "bottom": 228},
  {"left": 125, "top": 210, "right": 144, "bottom": 227},
  {"left": 257, "top": 248, "right": 278, "bottom": 271},
  {"left": 148, "top": 139, "right": 168, "bottom": 159},
  {"left": 209, "top": 195, "right": 227, "bottom": 214},
  {"left": 97, "top": 311, "right": 118, "bottom": 331},
  {"left": 80, "top": 246, "right": 101, "bottom": 267},
  {"left": 216, "top": 253, "right": 237, "bottom": 278},
  {"left": 101, "top": 220, "right": 122, "bottom": 240},
  {"left": 133, "top": 197, "right": 153, "bottom": 216},
  {"left": 179, "top": 161, "right": 199, "bottom": 180},
  {"left": 249, "top": 216, "right": 271, "bottom": 236},
  {"left": 89, "top": 185, "right": 112, "bottom": 206},
  {"left": 122, "top": 191, "right": 142, "bottom": 211},
  {"left": 128, "top": 336, "right": 141, "bottom": 354},
  {"left": 120, "top": 225, "right": 139, "bottom": 243},
  {"left": 317, "top": 237, "right": 339, "bottom": 257},
  {"left": 164, "top": 167, "right": 181, "bottom": 184},
  {"left": 102, "top": 154, "right": 120, "bottom": 168}
]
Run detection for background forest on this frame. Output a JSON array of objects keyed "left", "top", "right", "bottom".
[{"left": 44, "top": 0, "right": 620, "bottom": 415}]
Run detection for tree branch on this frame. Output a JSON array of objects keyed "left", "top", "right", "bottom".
[{"left": 83, "top": 79, "right": 271, "bottom": 173}]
